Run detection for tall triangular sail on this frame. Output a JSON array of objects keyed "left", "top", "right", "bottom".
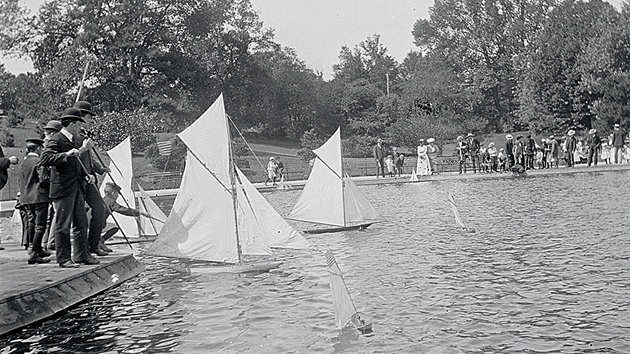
[
  {"left": 326, "top": 251, "right": 365, "bottom": 330},
  {"left": 99, "top": 137, "right": 139, "bottom": 237},
  {"left": 287, "top": 128, "right": 383, "bottom": 227},
  {"left": 146, "top": 94, "right": 306, "bottom": 264},
  {"left": 448, "top": 191, "right": 468, "bottom": 230}
]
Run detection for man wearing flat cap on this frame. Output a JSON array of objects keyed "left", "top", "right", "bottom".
[
  {"left": 73, "top": 100, "right": 111, "bottom": 257},
  {"left": 19, "top": 138, "right": 52, "bottom": 264},
  {"left": 586, "top": 128, "right": 601, "bottom": 167},
  {"left": 40, "top": 107, "right": 98, "bottom": 268}
]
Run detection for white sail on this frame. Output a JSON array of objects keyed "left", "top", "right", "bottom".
[
  {"left": 342, "top": 176, "right": 384, "bottom": 224},
  {"left": 146, "top": 94, "right": 238, "bottom": 262},
  {"left": 235, "top": 167, "right": 309, "bottom": 250},
  {"left": 136, "top": 185, "right": 166, "bottom": 236},
  {"left": 326, "top": 251, "right": 359, "bottom": 329},
  {"left": 409, "top": 168, "right": 419, "bottom": 182},
  {"left": 146, "top": 151, "right": 239, "bottom": 262},
  {"left": 145, "top": 94, "right": 302, "bottom": 265},
  {"left": 448, "top": 192, "right": 467, "bottom": 229},
  {"left": 288, "top": 127, "right": 383, "bottom": 227},
  {"left": 99, "top": 137, "right": 140, "bottom": 237},
  {"left": 287, "top": 128, "right": 345, "bottom": 226}
]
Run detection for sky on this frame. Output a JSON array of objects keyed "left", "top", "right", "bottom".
[{"left": 1, "top": 0, "right": 625, "bottom": 79}]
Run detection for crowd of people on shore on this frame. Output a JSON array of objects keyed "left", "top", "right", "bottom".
[
  {"left": 0, "top": 102, "right": 151, "bottom": 267},
  {"left": 371, "top": 123, "right": 628, "bottom": 178}
]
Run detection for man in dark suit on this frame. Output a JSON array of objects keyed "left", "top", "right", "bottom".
[
  {"left": 0, "top": 146, "right": 18, "bottom": 191},
  {"left": 373, "top": 138, "right": 386, "bottom": 178},
  {"left": 40, "top": 108, "right": 99, "bottom": 268},
  {"left": 504, "top": 134, "right": 514, "bottom": 170},
  {"left": 19, "top": 138, "right": 52, "bottom": 264},
  {"left": 73, "top": 101, "right": 110, "bottom": 256},
  {"left": 467, "top": 133, "right": 480, "bottom": 173}
]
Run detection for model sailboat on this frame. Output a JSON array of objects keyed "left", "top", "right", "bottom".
[
  {"left": 287, "top": 128, "right": 384, "bottom": 234},
  {"left": 99, "top": 137, "right": 166, "bottom": 240},
  {"left": 447, "top": 191, "right": 475, "bottom": 233},
  {"left": 326, "top": 251, "right": 373, "bottom": 335},
  {"left": 144, "top": 94, "right": 309, "bottom": 273}
]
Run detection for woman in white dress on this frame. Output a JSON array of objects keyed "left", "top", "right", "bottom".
[{"left": 416, "top": 139, "right": 431, "bottom": 176}]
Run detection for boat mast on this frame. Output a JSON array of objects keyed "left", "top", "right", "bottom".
[
  {"left": 227, "top": 118, "right": 243, "bottom": 263},
  {"left": 340, "top": 132, "right": 347, "bottom": 227}
]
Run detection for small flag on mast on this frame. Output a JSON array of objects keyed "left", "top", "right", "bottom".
[{"left": 157, "top": 141, "right": 172, "bottom": 156}]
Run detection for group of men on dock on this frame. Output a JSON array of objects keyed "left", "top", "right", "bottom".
[{"left": 0, "top": 102, "right": 150, "bottom": 267}]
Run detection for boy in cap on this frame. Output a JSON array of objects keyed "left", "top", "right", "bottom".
[
  {"left": 19, "top": 138, "right": 51, "bottom": 264},
  {"left": 40, "top": 107, "right": 97, "bottom": 268},
  {"left": 99, "top": 182, "right": 153, "bottom": 251}
]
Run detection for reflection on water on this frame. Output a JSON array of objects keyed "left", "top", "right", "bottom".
[{"left": 2, "top": 171, "right": 629, "bottom": 353}]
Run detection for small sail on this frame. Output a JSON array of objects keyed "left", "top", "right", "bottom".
[
  {"left": 287, "top": 128, "right": 345, "bottom": 226},
  {"left": 236, "top": 167, "right": 309, "bottom": 250},
  {"left": 277, "top": 175, "right": 292, "bottom": 190},
  {"left": 409, "top": 169, "right": 418, "bottom": 182},
  {"left": 326, "top": 251, "right": 360, "bottom": 330},
  {"left": 448, "top": 192, "right": 468, "bottom": 230},
  {"left": 10, "top": 208, "right": 21, "bottom": 224},
  {"left": 99, "top": 137, "right": 140, "bottom": 237},
  {"left": 342, "top": 176, "right": 384, "bottom": 224},
  {"left": 136, "top": 185, "right": 166, "bottom": 236}
]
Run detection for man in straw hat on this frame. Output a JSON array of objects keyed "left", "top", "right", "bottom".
[
  {"left": 565, "top": 129, "right": 577, "bottom": 167},
  {"left": 40, "top": 107, "right": 98, "bottom": 268},
  {"left": 586, "top": 128, "right": 601, "bottom": 167},
  {"left": 18, "top": 138, "right": 52, "bottom": 264}
]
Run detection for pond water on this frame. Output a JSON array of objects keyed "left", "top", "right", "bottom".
[{"left": 2, "top": 171, "right": 629, "bottom": 353}]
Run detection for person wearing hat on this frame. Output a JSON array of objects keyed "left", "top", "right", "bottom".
[
  {"left": 40, "top": 107, "right": 98, "bottom": 268},
  {"left": 549, "top": 135, "right": 560, "bottom": 168},
  {"left": 416, "top": 139, "right": 430, "bottom": 176},
  {"left": 565, "top": 130, "right": 577, "bottom": 167},
  {"left": 611, "top": 123, "right": 625, "bottom": 164},
  {"left": 504, "top": 134, "right": 515, "bottom": 169},
  {"left": 0, "top": 147, "right": 18, "bottom": 193},
  {"left": 426, "top": 138, "right": 438, "bottom": 174},
  {"left": 467, "top": 133, "right": 481, "bottom": 173},
  {"left": 98, "top": 182, "right": 152, "bottom": 252},
  {"left": 524, "top": 134, "right": 536, "bottom": 170},
  {"left": 456, "top": 135, "right": 469, "bottom": 174},
  {"left": 487, "top": 142, "right": 498, "bottom": 172},
  {"left": 18, "top": 138, "right": 52, "bottom": 264},
  {"left": 265, "top": 156, "right": 278, "bottom": 186},
  {"left": 40, "top": 120, "right": 62, "bottom": 251},
  {"left": 586, "top": 128, "right": 602, "bottom": 167},
  {"left": 373, "top": 138, "right": 386, "bottom": 178},
  {"left": 73, "top": 101, "right": 111, "bottom": 257},
  {"left": 514, "top": 136, "right": 524, "bottom": 167}
]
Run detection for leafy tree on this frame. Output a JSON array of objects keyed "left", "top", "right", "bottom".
[
  {"left": 517, "top": 0, "right": 621, "bottom": 133},
  {"left": 89, "top": 108, "right": 165, "bottom": 152}
]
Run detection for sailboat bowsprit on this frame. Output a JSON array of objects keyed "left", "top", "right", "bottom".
[
  {"left": 144, "top": 94, "right": 309, "bottom": 273},
  {"left": 287, "top": 128, "right": 385, "bottom": 234}
]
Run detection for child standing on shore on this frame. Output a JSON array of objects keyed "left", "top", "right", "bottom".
[
  {"left": 395, "top": 153, "right": 405, "bottom": 177},
  {"left": 385, "top": 155, "right": 395, "bottom": 177}
]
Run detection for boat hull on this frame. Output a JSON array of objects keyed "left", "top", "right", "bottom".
[
  {"left": 190, "top": 260, "right": 284, "bottom": 274},
  {"left": 304, "top": 222, "right": 374, "bottom": 235}
]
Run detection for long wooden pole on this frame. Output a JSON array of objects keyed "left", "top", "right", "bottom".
[{"left": 76, "top": 61, "right": 90, "bottom": 102}]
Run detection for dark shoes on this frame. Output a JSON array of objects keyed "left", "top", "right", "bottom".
[
  {"left": 28, "top": 256, "right": 51, "bottom": 264},
  {"left": 75, "top": 255, "right": 100, "bottom": 265},
  {"left": 91, "top": 248, "right": 109, "bottom": 257},
  {"left": 39, "top": 249, "right": 52, "bottom": 258},
  {"left": 59, "top": 260, "right": 80, "bottom": 268},
  {"left": 99, "top": 242, "right": 113, "bottom": 253}
]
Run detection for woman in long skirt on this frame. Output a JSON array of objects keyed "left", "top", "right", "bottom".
[{"left": 416, "top": 139, "right": 431, "bottom": 176}]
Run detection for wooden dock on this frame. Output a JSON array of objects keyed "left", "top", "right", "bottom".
[{"left": 0, "top": 241, "right": 144, "bottom": 336}]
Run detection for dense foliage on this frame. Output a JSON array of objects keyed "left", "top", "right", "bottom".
[{"left": 0, "top": 0, "right": 628, "bottom": 166}]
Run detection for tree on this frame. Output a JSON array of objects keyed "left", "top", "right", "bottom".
[{"left": 517, "top": 0, "right": 622, "bottom": 133}]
